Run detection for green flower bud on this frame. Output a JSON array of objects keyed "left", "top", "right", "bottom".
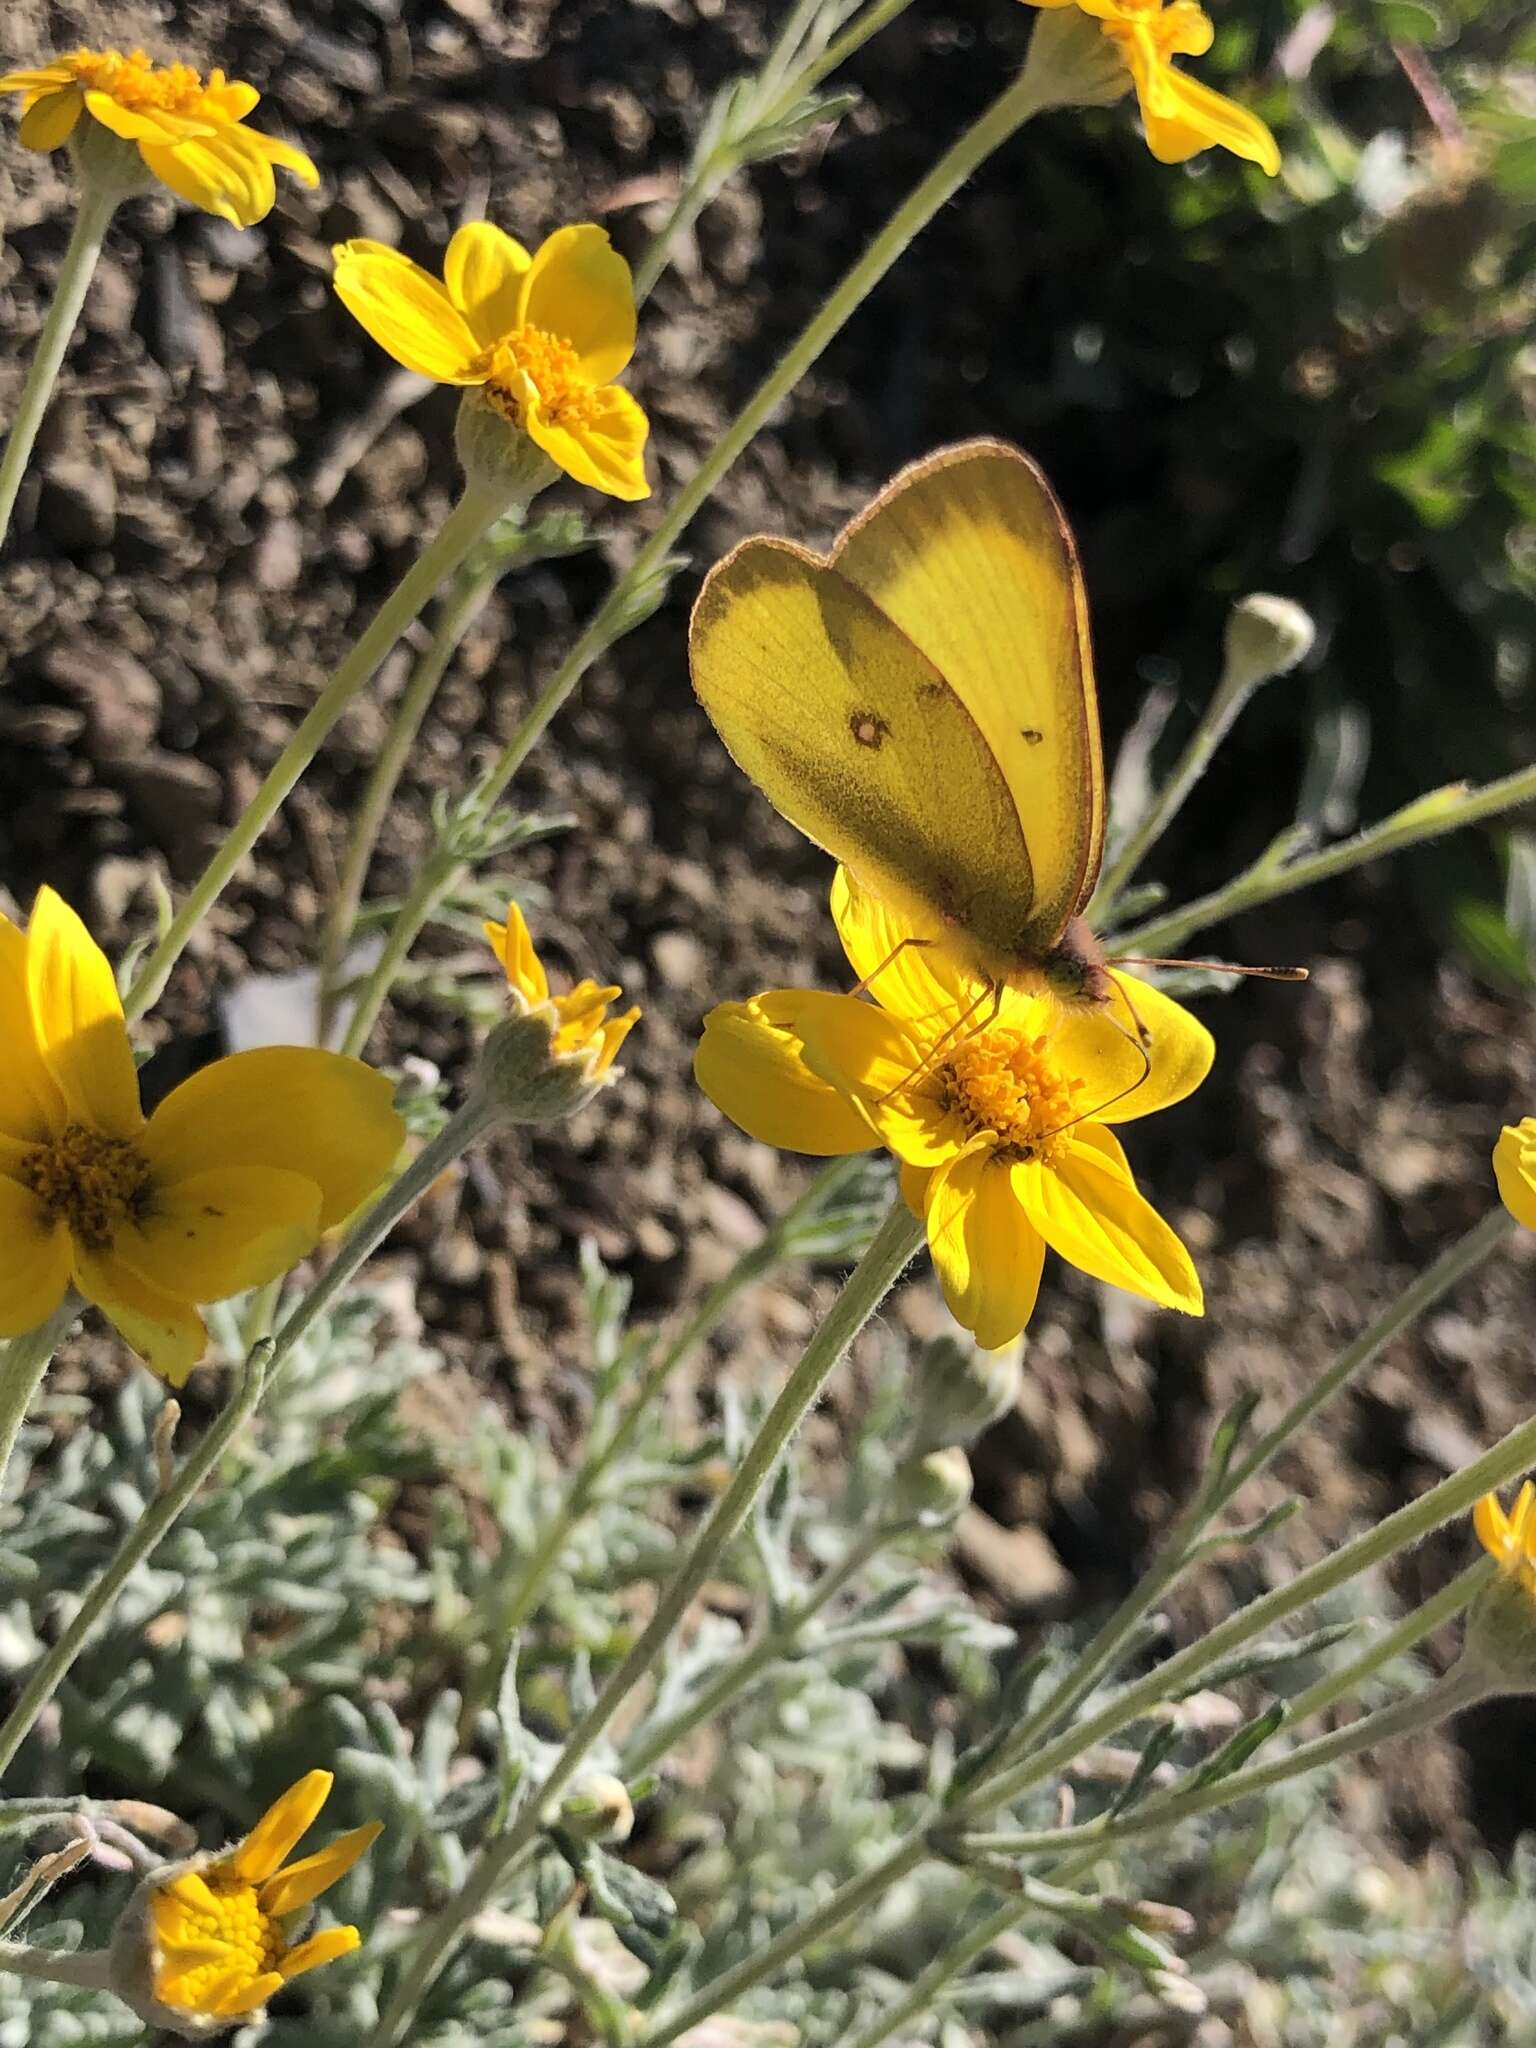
[
  {"left": 912, "top": 1332, "right": 1024, "bottom": 1451},
  {"left": 1221, "top": 594, "right": 1317, "bottom": 695},
  {"left": 892, "top": 1446, "right": 973, "bottom": 1527},
  {"left": 1019, "top": 6, "right": 1133, "bottom": 114},
  {"left": 558, "top": 1771, "right": 635, "bottom": 1844},
  {"left": 454, "top": 389, "right": 561, "bottom": 502}
]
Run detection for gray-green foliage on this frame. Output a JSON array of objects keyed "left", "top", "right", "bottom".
[{"left": 1, "top": 1243, "right": 1533, "bottom": 2048}]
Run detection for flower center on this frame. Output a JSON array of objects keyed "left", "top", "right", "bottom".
[
  {"left": 476, "top": 327, "right": 599, "bottom": 429},
  {"left": 19, "top": 1123, "right": 151, "bottom": 1249},
  {"left": 155, "top": 1874, "right": 285, "bottom": 2013},
  {"left": 938, "top": 1026, "right": 1086, "bottom": 1167},
  {"left": 67, "top": 47, "right": 209, "bottom": 116}
]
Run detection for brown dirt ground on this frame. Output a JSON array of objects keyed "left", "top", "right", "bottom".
[{"left": 2, "top": 0, "right": 1535, "bottom": 1864}]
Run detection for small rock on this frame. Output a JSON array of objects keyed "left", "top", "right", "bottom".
[
  {"left": 254, "top": 515, "right": 304, "bottom": 591},
  {"left": 955, "top": 1509, "right": 1072, "bottom": 1611},
  {"left": 117, "top": 752, "right": 223, "bottom": 876},
  {"left": 40, "top": 636, "right": 160, "bottom": 759},
  {"left": 36, "top": 455, "right": 116, "bottom": 550},
  {"left": 651, "top": 929, "right": 705, "bottom": 989}
]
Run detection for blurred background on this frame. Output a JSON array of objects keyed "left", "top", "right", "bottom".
[{"left": 1, "top": 0, "right": 1534, "bottom": 1870}]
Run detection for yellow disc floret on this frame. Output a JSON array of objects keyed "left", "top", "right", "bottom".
[
  {"left": 19, "top": 1123, "right": 151, "bottom": 1249},
  {"left": 939, "top": 1025, "right": 1087, "bottom": 1167},
  {"left": 478, "top": 327, "right": 603, "bottom": 431},
  {"left": 64, "top": 48, "right": 211, "bottom": 117}
]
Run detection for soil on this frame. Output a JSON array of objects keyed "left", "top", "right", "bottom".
[{"left": 2, "top": 0, "right": 1534, "bottom": 1868}]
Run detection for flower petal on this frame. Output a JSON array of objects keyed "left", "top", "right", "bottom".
[
  {"left": 899, "top": 1160, "right": 933, "bottom": 1218},
  {"left": 0, "top": 1178, "right": 73, "bottom": 1336},
  {"left": 81, "top": 89, "right": 213, "bottom": 146},
  {"left": 26, "top": 889, "right": 142, "bottom": 1140},
  {"left": 829, "top": 867, "right": 973, "bottom": 1027},
  {"left": 203, "top": 75, "right": 261, "bottom": 120},
  {"left": 210, "top": 1971, "right": 284, "bottom": 2019},
  {"left": 0, "top": 66, "right": 82, "bottom": 92},
  {"left": 0, "top": 913, "right": 65, "bottom": 1143},
  {"left": 485, "top": 901, "right": 549, "bottom": 1007},
  {"left": 924, "top": 1146, "right": 1046, "bottom": 1348},
  {"left": 246, "top": 126, "right": 320, "bottom": 188},
  {"left": 19, "top": 87, "right": 82, "bottom": 150},
  {"left": 694, "top": 995, "right": 876, "bottom": 1156},
  {"left": 119, "top": 1165, "right": 322, "bottom": 1303},
  {"left": 72, "top": 1248, "right": 207, "bottom": 1385},
  {"left": 525, "top": 381, "right": 650, "bottom": 502},
  {"left": 444, "top": 221, "right": 531, "bottom": 348},
  {"left": 1475, "top": 1490, "right": 1512, "bottom": 1561},
  {"left": 137, "top": 129, "right": 276, "bottom": 227},
  {"left": 230, "top": 1770, "right": 333, "bottom": 1886},
  {"left": 1494, "top": 1119, "right": 1536, "bottom": 1233},
  {"left": 142, "top": 1049, "right": 402, "bottom": 1231},
  {"left": 792, "top": 993, "right": 964, "bottom": 1167},
  {"left": 1051, "top": 971, "right": 1213, "bottom": 1125},
  {"left": 331, "top": 241, "right": 482, "bottom": 382},
  {"left": 277, "top": 1925, "right": 361, "bottom": 1982},
  {"left": 518, "top": 224, "right": 637, "bottom": 383},
  {"left": 1124, "top": 35, "right": 1280, "bottom": 173},
  {"left": 259, "top": 1822, "right": 382, "bottom": 1917},
  {"left": 1014, "top": 1130, "right": 1202, "bottom": 1312}
]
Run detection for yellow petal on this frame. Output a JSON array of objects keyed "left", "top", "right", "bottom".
[
  {"left": 694, "top": 995, "right": 877, "bottom": 1156},
  {"left": 258, "top": 1821, "right": 382, "bottom": 1917},
  {"left": 72, "top": 1248, "right": 207, "bottom": 1385},
  {"left": 277, "top": 1925, "right": 361, "bottom": 1982},
  {"left": 899, "top": 1160, "right": 933, "bottom": 1219},
  {"left": 142, "top": 1049, "right": 402, "bottom": 1232},
  {"left": 0, "top": 66, "right": 83, "bottom": 92},
  {"left": 829, "top": 867, "right": 972, "bottom": 1027},
  {"left": 1015, "top": 1128, "right": 1202, "bottom": 1312},
  {"left": 211, "top": 1970, "right": 284, "bottom": 2019},
  {"left": 230, "top": 1770, "right": 333, "bottom": 1886},
  {"left": 19, "top": 87, "right": 82, "bottom": 150},
  {"left": 444, "top": 221, "right": 531, "bottom": 348},
  {"left": 203, "top": 76, "right": 261, "bottom": 120},
  {"left": 1494, "top": 1120, "right": 1536, "bottom": 1233},
  {"left": 525, "top": 381, "right": 650, "bottom": 502},
  {"left": 119, "top": 1165, "right": 322, "bottom": 1303},
  {"left": 1124, "top": 35, "right": 1280, "bottom": 173},
  {"left": 0, "top": 1178, "right": 73, "bottom": 1336},
  {"left": 485, "top": 902, "right": 549, "bottom": 1007},
  {"left": 1510, "top": 1479, "right": 1536, "bottom": 1549},
  {"left": 1157, "top": 0, "right": 1216, "bottom": 57},
  {"left": 1475, "top": 1490, "right": 1512, "bottom": 1561},
  {"left": 81, "top": 89, "right": 213, "bottom": 146},
  {"left": 137, "top": 130, "right": 276, "bottom": 228},
  {"left": 792, "top": 993, "right": 964, "bottom": 1168},
  {"left": 596, "top": 1006, "right": 640, "bottom": 1075},
  {"left": 518, "top": 224, "right": 637, "bottom": 383},
  {"left": 0, "top": 913, "right": 65, "bottom": 1143},
  {"left": 246, "top": 127, "right": 320, "bottom": 188},
  {"left": 924, "top": 1145, "right": 1046, "bottom": 1348},
  {"left": 1052, "top": 971, "right": 1213, "bottom": 1125},
  {"left": 331, "top": 241, "right": 482, "bottom": 382},
  {"left": 26, "top": 888, "right": 142, "bottom": 1141}
]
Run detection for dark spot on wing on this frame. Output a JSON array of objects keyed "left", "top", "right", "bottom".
[
  {"left": 1021, "top": 727, "right": 1044, "bottom": 746},
  {"left": 849, "top": 709, "right": 890, "bottom": 750},
  {"left": 916, "top": 680, "right": 946, "bottom": 702}
]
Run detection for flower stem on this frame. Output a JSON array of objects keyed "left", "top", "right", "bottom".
[
  {"left": 0, "top": 184, "right": 120, "bottom": 554},
  {"left": 123, "top": 483, "right": 511, "bottom": 1022},
  {"left": 340, "top": 57, "right": 1051, "bottom": 1035},
  {"left": 1279, "top": 1557, "right": 1493, "bottom": 1728},
  {"left": 0, "top": 1297, "right": 80, "bottom": 1504},
  {"left": 0, "top": 1943, "right": 113, "bottom": 1991},
  {"left": 367, "top": 1200, "right": 924, "bottom": 2048},
  {"left": 1108, "top": 764, "right": 1536, "bottom": 961},
  {"left": 968, "top": 1208, "right": 1513, "bottom": 1796},
  {"left": 839, "top": 1894, "right": 1029, "bottom": 2048},
  {"left": 316, "top": 549, "right": 506, "bottom": 1039}
]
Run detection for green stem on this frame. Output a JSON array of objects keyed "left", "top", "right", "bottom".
[
  {"left": 0, "top": 1942, "right": 113, "bottom": 1991},
  {"left": 957, "top": 1401, "right": 1536, "bottom": 1821},
  {"left": 0, "top": 184, "right": 120, "bottom": 553},
  {"left": 1109, "top": 764, "right": 1536, "bottom": 961},
  {"left": 970, "top": 1209, "right": 1513, "bottom": 1794},
  {"left": 839, "top": 1894, "right": 1030, "bottom": 2048},
  {"left": 0, "top": 1297, "right": 79, "bottom": 1502},
  {"left": 368, "top": 1200, "right": 924, "bottom": 2048},
  {"left": 316, "top": 551, "right": 505, "bottom": 1039},
  {"left": 346, "top": 56, "right": 1051, "bottom": 1034},
  {"left": 621, "top": 1515, "right": 899, "bottom": 1778},
  {"left": 123, "top": 484, "right": 509, "bottom": 1022},
  {"left": 1280, "top": 1557, "right": 1493, "bottom": 1728}
]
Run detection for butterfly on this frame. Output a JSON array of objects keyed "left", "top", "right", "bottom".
[{"left": 690, "top": 437, "right": 1121, "bottom": 1015}]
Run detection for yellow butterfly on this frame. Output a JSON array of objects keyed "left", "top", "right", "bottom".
[{"left": 689, "top": 437, "right": 1118, "bottom": 1013}]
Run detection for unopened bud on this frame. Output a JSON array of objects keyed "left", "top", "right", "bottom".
[
  {"left": 892, "top": 1446, "right": 973, "bottom": 1526},
  {"left": 912, "top": 1333, "right": 1024, "bottom": 1451},
  {"left": 558, "top": 1771, "right": 634, "bottom": 1844},
  {"left": 1123, "top": 1898, "right": 1198, "bottom": 1939},
  {"left": 1221, "top": 593, "right": 1317, "bottom": 695},
  {"left": 454, "top": 389, "right": 561, "bottom": 502},
  {"left": 477, "top": 1013, "right": 614, "bottom": 1124},
  {"left": 1019, "top": 5, "right": 1133, "bottom": 112}
]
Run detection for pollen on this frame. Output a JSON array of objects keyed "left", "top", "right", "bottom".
[
  {"left": 19, "top": 1123, "right": 152, "bottom": 1249},
  {"left": 479, "top": 326, "right": 600, "bottom": 430},
  {"left": 63, "top": 47, "right": 210, "bottom": 117},
  {"left": 150, "top": 1869, "right": 285, "bottom": 2014},
  {"left": 939, "top": 1026, "right": 1086, "bottom": 1166}
]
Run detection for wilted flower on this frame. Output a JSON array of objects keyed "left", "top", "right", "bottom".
[
  {"left": 476, "top": 900, "right": 639, "bottom": 1121},
  {"left": 0, "top": 48, "right": 317, "bottom": 224},
  {"left": 695, "top": 869, "right": 1209, "bottom": 1348},
  {"left": 0, "top": 889, "right": 402, "bottom": 1383},
  {"left": 111, "top": 1770, "right": 379, "bottom": 2035},
  {"left": 1493, "top": 1119, "right": 1536, "bottom": 1232},
  {"left": 1019, "top": 0, "right": 1280, "bottom": 173},
  {"left": 332, "top": 222, "right": 649, "bottom": 500}
]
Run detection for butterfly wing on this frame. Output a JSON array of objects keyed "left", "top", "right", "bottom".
[
  {"left": 832, "top": 439, "right": 1104, "bottom": 964},
  {"left": 689, "top": 536, "right": 1038, "bottom": 974}
]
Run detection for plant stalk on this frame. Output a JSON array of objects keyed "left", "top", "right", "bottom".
[{"left": 0, "top": 1297, "right": 80, "bottom": 1501}]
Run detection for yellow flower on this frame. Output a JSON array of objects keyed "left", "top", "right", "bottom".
[
  {"left": 486, "top": 900, "right": 640, "bottom": 1086},
  {"left": 1475, "top": 1483, "right": 1536, "bottom": 1597},
  {"left": 695, "top": 870, "right": 1211, "bottom": 1348},
  {"left": 1494, "top": 1119, "right": 1536, "bottom": 1232},
  {"left": 0, "top": 889, "right": 403, "bottom": 1385},
  {"left": 332, "top": 222, "right": 650, "bottom": 501},
  {"left": 1021, "top": 0, "right": 1280, "bottom": 173},
  {"left": 136, "top": 1770, "right": 379, "bottom": 2027},
  {"left": 0, "top": 48, "right": 318, "bottom": 226}
]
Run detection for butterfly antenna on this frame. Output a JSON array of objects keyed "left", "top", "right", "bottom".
[{"left": 1112, "top": 954, "right": 1309, "bottom": 983}]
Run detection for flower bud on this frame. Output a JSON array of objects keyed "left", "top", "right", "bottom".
[
  {"left": 1020, "top": 5, "right": 1133, "bottom": 113},
  {"left": 1220, "top": 593, "right": 1317, "bottom": 695},
  {"left": 454, "top": 389, "right": 561, "bottom": 502},
  {"left": 478, "top": 1013, "right": 617, "bottom": 1123},
  {"left": 557, "top": 1771, "right": 635, "bottom": 1844},
  {"left": 477, "top": 901, "right": 639, "bottom": 1123},
  {"left": 911, "top": 1332, "right": 1024, "bottom": 1451},
  {"left": 891, "top": 1446, "right": 973, "bottom": 1526}
]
